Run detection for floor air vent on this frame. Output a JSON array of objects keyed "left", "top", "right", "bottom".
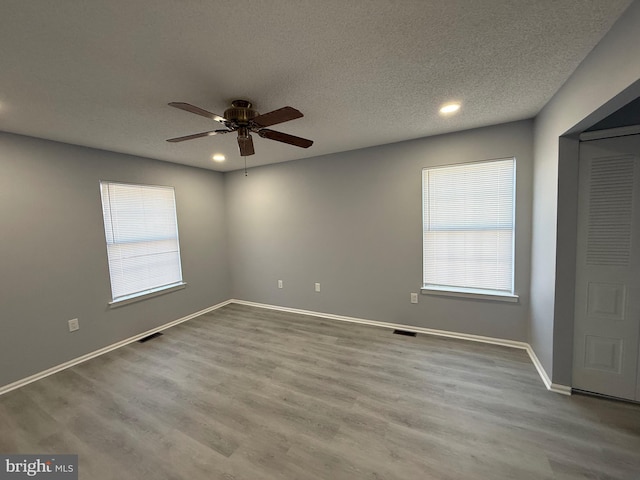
[
  {"left": 393, "top": 329, "right": 417, "bottom": 337},
  {"left": 138, "top": 332, "right": 164, "bottom": 343}
]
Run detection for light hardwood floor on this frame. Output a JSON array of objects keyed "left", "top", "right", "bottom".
[{"left": 1, "top": 303, "right": 639, "bottom": 479}]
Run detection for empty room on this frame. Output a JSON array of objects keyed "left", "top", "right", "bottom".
[{"left": 1, "top": 1, "right": 640, "bottom": 479}]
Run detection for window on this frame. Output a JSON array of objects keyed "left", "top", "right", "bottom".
[
  {"left": 100, "top": 181, "right": 184, "bottom": 304},
  {"left": 422, "top": 158, "right": 516, "bottom": 300}
]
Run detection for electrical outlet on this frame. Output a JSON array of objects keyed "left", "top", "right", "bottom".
[
  {"left": 410, "top": 293, "right": 418, "bottom": 304},
  {"left": 278, "top": 279, "right": 283, "bottom": 289},
  {"left": 315, "top": 282, "right": 321, "bottom": 292},
  {"left": 68, "top": 318, "right": 79, "bottom": 332}
]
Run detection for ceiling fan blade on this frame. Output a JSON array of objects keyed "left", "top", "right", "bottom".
[
  {"left": 258, "top": 129, "right": 313, "bottom": 148},
  {"left": 238, "top": 135, "right": 255, "bottom": 156},
  {"left": 252, "top": 106, "right": 303, "bottom": 128},
  {"left": 166, "top": 129, "right": 230, "bottom": 143},
  {"left": 168, "top": 102, "right": 227, "bottom": 124}
]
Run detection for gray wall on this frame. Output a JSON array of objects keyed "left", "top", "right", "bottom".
[
  {"left": 0, "top": 132, "right": 229, "bottom": 388},
  {"left": 530, "top": 1, "right": 640, "bottom": 385},
  {"left": 6, "top": 0, "right": 640, "bottom": 390},
  {"left": 226, "top": 120, "right": 533, "bottom": 341}
]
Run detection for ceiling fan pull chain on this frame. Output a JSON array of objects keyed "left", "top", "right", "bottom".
[{"left": 244, "top": 155, "right": 248, "bottom": 176}]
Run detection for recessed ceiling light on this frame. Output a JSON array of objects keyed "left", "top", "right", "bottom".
[
  {"left": 439, "top": 102, "right": 461, "bottom": 115},
  {"left": 212, "top": 154, "right": 226, "bottom": 162}
]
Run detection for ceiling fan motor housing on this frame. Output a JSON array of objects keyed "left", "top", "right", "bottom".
[
  {"left": 224, "top": 100, "right": 259, "bottom": 126},
  {"left": 167, "top": 99, "right": 313, "bottom": 155}
]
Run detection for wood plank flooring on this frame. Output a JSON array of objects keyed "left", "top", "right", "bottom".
[{"left": 1, "top": 303, "right": 640, "bottom": 479}]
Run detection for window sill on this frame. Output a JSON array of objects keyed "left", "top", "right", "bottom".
[
  {"left": 108, "top": 282, "right": 187, "bottom": 308},
  {"left": 421, "top": 286, "right": 519, "bottom": 303}
]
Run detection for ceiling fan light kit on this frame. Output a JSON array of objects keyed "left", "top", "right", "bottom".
[{"left": 166, "top": 99, "right": 314, "bottom": 158}]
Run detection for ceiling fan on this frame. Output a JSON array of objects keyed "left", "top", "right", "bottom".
[{"left": 166, "top": 100, "right": 313, "bottom": 156}]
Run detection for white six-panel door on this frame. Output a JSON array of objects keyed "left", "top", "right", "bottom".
[{"left": 573, "top": 135, "right": 640, "bottom": 401}]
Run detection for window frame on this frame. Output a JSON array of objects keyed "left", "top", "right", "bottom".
[
  {"left": 99, "top": 181, "right": 186, "bottom": 307},
  {"left": 421, "top": 157, "right": 518, "bottom": 303}
]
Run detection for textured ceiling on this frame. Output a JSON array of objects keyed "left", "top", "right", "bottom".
[{"left": 0, "top": 0, "right": 633, "bottom": 172}]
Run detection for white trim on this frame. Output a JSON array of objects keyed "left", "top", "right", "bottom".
[
  {"left": 231, "top": 299, "right": 572, "bottom": 395},
  {"left": 524, "top": 344, "right": 552, "bottom": 390},
  {"left": 421, "top": 286, "right": 519, "bottom": 303},
  {"left": 579, "top": 125, "right": 640, "bottom": 141},
  {"left": 108, "top": 282, "right": 187, "bottom": 308},
  {"left": 524, "top": 345, "right": 571, "bottom": 395},
  {"left": 232, "top": 299, "right": 528, "bottom": 346},
  {"left": 0, "top": 299, "right": 232, "bottom": 396},
  {"left": 1, "top": 298, "right": 572, "bottom": 397},
  {"left": 549, "top": 383, "right": 573, "bottom": 395}
]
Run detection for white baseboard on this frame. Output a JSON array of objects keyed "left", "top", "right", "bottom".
[
  {"left": 0, "top": 299, "right": 232, "bottom": 396},
  {"left": 231, "top": 299, "right": 530, "bottom": 349},
  {"left": 549, "top": 383, "right": 573, "bottom": 395},
  {"left": 0, "top": 297, "right": 572, "bottom": 397},
  {"left": 231, "top": 299, "right": 572, "bottom": 395},
  {"left": 524, "top": 345, "right": 571, "bottom": 395}
]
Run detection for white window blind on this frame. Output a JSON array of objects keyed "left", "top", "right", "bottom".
[
  {"left": 422, "top": 158, "right": 515, "bottom": 295},
  {"left": 100, "top": 181, "right": 184, "bottom": 303}
]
